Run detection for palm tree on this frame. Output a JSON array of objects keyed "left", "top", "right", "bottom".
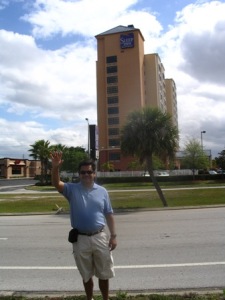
[
  {"left": 29, "top": 140, "right": 51, "bottom": 184},
  {"left": 50, "top": 143, "right": 66, "bottom": 152},
  {"left": 120, "top": 107, "right": 179, "bottom": 207}
]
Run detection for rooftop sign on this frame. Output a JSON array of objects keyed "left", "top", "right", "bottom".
[{"left": 120, "top": 33, "right": 134, "bottom": 49}]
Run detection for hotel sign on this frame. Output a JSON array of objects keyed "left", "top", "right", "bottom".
[{"left": 120, "top": 33, "right": 134, "bottom": 49}]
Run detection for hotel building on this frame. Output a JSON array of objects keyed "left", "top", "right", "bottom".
[{"left": 95, "top": 25, "right": 178, "bottom": 171}]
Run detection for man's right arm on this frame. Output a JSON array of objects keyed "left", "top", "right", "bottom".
[{"left": 50, "top": 151, "right": 64, "bottom": 193}]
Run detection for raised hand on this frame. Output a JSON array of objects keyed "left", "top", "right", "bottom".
[{"left": 50, "top": 151, "right": 64, "bottom": 168}]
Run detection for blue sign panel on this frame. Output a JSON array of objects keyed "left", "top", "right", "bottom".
[{"left": 120, "top": 33, "right": 134, "bottom": 49}]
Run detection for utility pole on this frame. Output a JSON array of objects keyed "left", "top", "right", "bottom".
[
  {"left": 201, "top": 130, "right": 206, "bottom": 150},
  {"left": 85, "top": 118, "right": 90, "bottom": 157}
]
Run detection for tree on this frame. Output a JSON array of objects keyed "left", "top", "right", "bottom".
[
  {"left": 62, "top": 146, "right": 88, "bottom": 174},
  {"left": 147, "top": 155, "right": 165, "bottom": 170},
  {"left": 29, "top": 141, "right": 88, "bottom": 182},
  {"left": 182, "top": 138, "right": 209, "bottom": 178},
  {"left": 214, "top": 150, "right": 225, "bottom": 170},
  {"left": 127, "top": 159, "right": 142, "bottom": 171},
  {"left": 101, "top": 162, "right": 115, "bottom": 172},
  {"left": 120, "top": 107, "right": 179, "bottom": 207},
  {"left": 29, "top": 140, "right": 51, "bottom": 184},
  {"left": 51, "top": 143, "right": 66, "bottom": 152}
]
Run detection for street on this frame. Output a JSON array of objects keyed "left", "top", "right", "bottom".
[{"left": 1, "top": 208, "right": 225, "bottom": 293}]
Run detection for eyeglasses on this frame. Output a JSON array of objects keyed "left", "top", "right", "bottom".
[{"left": 80, "top": 170, "right": 94, "bottom": 175}]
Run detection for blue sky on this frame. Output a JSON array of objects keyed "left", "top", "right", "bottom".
[{"left": 0, "top": 0, "right": 225, "bottom": 159}]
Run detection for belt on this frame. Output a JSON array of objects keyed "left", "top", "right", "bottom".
[{"left": 78, "top": 227, "right": 104, "bottom": 237}]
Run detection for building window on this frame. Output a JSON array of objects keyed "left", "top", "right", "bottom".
[
  {"left": 106, "top": 56, "right": 117, "bottom": 64},
  {"left": 108, "top": 117, "right": 119, "bottom": 125},
  {"left": 107, "top": 96, "right": 118, "bottom": 105},
  {"left": 108, "top": 107, "right": 119, "bottom": 115},
  {"left": 108, "top": 128, "right": 119, "bottom": 136},
  {"left": 107, "top": 76, "right": 118, "bottom": 84},
  {"left": 109, "top": 139, "right": 120, "bottom": 147},
  {"left": 107, "top": 86, "right": 118, "bottom": 94},
  {"left": 107, "top": 66, "right": 117, "bottom": 74},
  {"left": 12, "top": 166, "right": 22, "bottom": 175},
  {"left": 109, "top": 152, "right": 120, "bottom": 161}
]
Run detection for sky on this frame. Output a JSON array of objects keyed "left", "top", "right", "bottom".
[{"left": 0, "top": 0, "right": 225, "bottom": 159}]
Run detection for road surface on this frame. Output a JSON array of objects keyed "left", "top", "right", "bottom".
[{"left": 1, "top": 208, "right": 225, "bottom": 294}]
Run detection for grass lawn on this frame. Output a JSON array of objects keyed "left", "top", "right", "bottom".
[{"left": 0, "top": 181, "right": 225, "bottom": 213}]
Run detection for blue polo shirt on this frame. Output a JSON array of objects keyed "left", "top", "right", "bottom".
[{"left": 62, "top": 182, "right": 113, "bottom": 232}]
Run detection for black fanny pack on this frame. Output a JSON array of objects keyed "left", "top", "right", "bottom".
[{"left": 68, "top": 228, "right": 79, "bottom": 243}]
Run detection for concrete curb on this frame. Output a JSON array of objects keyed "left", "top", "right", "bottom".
[
  {"left": 0, "top": 288, "right": 224, "bottom": 298},
  {"left": 1, "top": 204, "right": 225, "bottom": 217}
]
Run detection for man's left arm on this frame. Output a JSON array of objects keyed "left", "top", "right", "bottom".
[{"left": 105, "top": 213, "right": 117, "bottom": 251}]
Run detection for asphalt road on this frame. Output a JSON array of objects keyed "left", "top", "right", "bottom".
[
  {"left": 1, "top": 208, "right": 225, "bottom": 295},
  {"left": 0, "top": 178, "right": 38, "bottom": 186},
  {"left": 0, "top": 178, "right": 38, "bottom": 193}
]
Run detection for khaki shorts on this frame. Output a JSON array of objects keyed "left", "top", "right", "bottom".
[{"left": 72, "top": 231, "right": 115, "bottom": 283}]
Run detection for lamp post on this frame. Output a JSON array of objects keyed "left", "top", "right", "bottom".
[
  {"left": 85, "top": 118, "right": 90, "bottom": 157},
  {"left": 201, "top": 130, "right": 206, "bottom": 150}
]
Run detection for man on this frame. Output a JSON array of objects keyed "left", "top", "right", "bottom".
[{"left": 51, "top": 151, "right": 117, "bottom": 300}]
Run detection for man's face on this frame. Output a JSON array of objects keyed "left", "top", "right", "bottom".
[{"left": 79, "top": 164, "right": 95, "bottom": 187}]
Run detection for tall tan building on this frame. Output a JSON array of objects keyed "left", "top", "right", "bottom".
[
  {"left": 144, "top": 53, "right": 167, "bottom": 112},
  {"left": 165, "top": 78, "right": 178, "bottom": 127},
  {"left": 95, "top": 25, "right": 178, "bottom": 171}
]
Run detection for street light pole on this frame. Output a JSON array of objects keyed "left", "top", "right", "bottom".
[
  {"left": 201, "top": 130, "right": 206, "bottom": 150},
  {"left": 85, "top": 118, "right": 90, "bottom": 158}
]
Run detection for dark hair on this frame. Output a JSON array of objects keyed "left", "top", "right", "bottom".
[{"left": 78, "top": 159, "right": 96, "bottom": 173}]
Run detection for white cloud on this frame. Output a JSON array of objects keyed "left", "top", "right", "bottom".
[
  {"left": 152, "top": 1, "right": 225, "bottom": 156},
  {"left": 0, "top": 118, "right": 87, "bottom": 158},
  {"left": 176, "top": 2, "right": 225, "bottom": 86},
  {"left": 0, "top": 30, "right": 97, "bottom": 117},
  {"left": 22, "top": 0, "right": 139, "bottom": 38}
]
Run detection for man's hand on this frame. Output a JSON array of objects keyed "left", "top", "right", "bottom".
[
  {"left": 50, "top": 151, "right": 64, "bottom": 192},
  {"left": 50, "top": 151, "right": 64, "bottom": 168},
  {"left": 109, "top": 236, "right": 117, "bottom": 251}
]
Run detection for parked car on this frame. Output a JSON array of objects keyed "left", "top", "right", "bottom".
[
  {"left": 142, "top": 172, "right": 150, "bottom": 177},
  {"left": 217, "top": 169, "right": 225, "bottom": 174},
  {"left": 208, "top": 170, "right": 217, "bottom": 175},
  {"left": 142, "top": 171, "right": 170, "bottom": 177},
  {"left": 156, "top": 171, "right": 170, "bottom": 176}
]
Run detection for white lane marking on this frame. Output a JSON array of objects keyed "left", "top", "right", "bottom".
[
  {"left": 0, "top": 266, "right": 78, "bottom": 270},
  {"left": 115, "top": 262, "right": 225, "bottom": 268},
  {"left": 1, "top": 262, "right": 225, "bottom": 270},
  {"left": 0, "top": 238, "right": 8, "bottom": 240}
]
